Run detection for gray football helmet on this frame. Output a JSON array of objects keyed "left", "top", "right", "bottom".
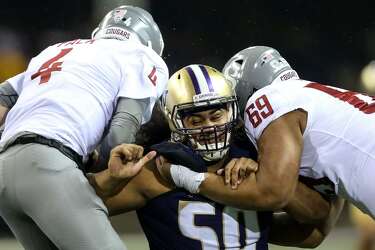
[
  {"left": 92, "top": 5, "right": 164, "bottom": 56},
  {"left": 223, "top": 46, "right": 299, "bottom": 117}
]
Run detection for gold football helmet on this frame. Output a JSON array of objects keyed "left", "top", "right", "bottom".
[{"left": 161, "top": 64, "right": 238, "bottom": 161}]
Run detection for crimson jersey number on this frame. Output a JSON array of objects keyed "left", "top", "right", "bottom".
[
  {"left": 31, "top": 48, "right": 73, "bottom": 84},
  {"left": 245, "top": 94, "right": 274, "bottom": 128},
  {"left": 148, "top": 66, "right": 157, "bottom": 86},
  {"left": 305, "top": 82, "right": 375, "bottom": 114}
]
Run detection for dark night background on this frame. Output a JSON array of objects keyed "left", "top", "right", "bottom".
[{"left": 1, "top": 0, "right": 375, "bottom": 91}]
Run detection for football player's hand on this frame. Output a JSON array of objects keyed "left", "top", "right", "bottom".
[
  {"left": 155, "top": 156, "right": 175, "bottom": 187},
  {"left": 217, "top": 157, "right": 258, "bottom": 189},
  {"left": 108, "top": 144, "right": 156, "bottom": 180}
]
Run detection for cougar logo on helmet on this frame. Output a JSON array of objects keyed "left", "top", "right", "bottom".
[{"left": 113, "top": 9, "right": 127, "bottom": 23}]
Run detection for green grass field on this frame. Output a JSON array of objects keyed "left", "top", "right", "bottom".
[
  {"left": 0, "top": 210, "right": 361, "bottom": 250},
  {"left": 126, "top": 228, "right": 358, "bottom": 250},
  {"left": 0, "top": 227, "right": 359, "bottom": 250}
]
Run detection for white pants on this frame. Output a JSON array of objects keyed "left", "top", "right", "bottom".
[{"left": 0, "top": 143, "right": 126, "bottom": 250}]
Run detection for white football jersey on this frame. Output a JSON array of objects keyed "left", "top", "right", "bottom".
[
  {"left": 244, "top": 77, "right": 375, "bottom": 216},
  {"left": 1, "top": 38, "right": 168, "bottom": 159}
]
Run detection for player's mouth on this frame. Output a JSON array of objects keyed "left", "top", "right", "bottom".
[{"left": 196, "top": 133, "right": 226, "bottom": 144}]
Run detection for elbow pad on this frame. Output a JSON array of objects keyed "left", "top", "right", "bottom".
[{"left": 0, "top": 81, "right": 18, "bottom": 108}]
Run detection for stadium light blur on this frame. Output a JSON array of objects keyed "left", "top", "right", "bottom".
[{"left": 360, "top": 61, "right": 375, "bottom": 93}]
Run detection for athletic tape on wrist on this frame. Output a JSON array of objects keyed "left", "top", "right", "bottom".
[{"left": 170, "top": 164, "right": 206, "bottom": 194}]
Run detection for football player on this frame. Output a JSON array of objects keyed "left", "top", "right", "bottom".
[
  {"left": 159, "top": 46, "right": 373, "bottom": 219},
  {"left": 91, "top": 65, "right": 343, "bottom": 249},
  {"left": 0, "top": 5, "right": 168, "bottom": 250}
]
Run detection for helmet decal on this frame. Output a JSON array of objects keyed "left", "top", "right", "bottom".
[
  {"left": 113, "top": 8, "right": 127, "bottom": 23},
  {"left": 92, "top": 5, "right": 164, "bottom": 56},
  {"left": 185, "top": 65, "right": 215, "bottom": 95}
]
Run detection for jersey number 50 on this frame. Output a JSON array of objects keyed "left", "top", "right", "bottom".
[{"left": 178, "top": 201, "right": 260, "bottom": 249}]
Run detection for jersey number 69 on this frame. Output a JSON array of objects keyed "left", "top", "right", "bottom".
[{"left": 245, "top": 95, "right": 274, "bottom": 128}]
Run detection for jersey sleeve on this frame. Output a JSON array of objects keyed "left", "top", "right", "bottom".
[
  {"left": 118, "top": 50, "right": 169, "bottom": 123},
  {"left": 6, "top": 72, "right": 25, "bottom": 95},
  {"left": 243, "top": 85, "right": 294, "bottom": 148}
]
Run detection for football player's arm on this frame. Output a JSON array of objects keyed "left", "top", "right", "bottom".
[
  {"left": 104, "top": 161, "right": 171, "bottom": 216},
  {"left": 89, "top": 166, "right": 148, "bottom": 216},
  {"left": 269, "top": 212, "right": 324, "bottom": 248},
  {"left": 102, "top": 171, "right": 148, "bottom": 216},
  {"left": 93, "top": 53, "right": 168, "bottom": 172},
  {"left": 88, "top": 144, "right": 156, "bottom": 199},
  {"left": 269, "top": 195, "right": 344, "bottom": 248},
  {"left": 198, "top": 110, "right": 304, "bottom": 210},
  {"left": 0, "top": 81, "right": 18, "bottom": 125},
  {"left": 94, "top": 97, "right": 150, "bottom": 171},
  {"left": 283, "top": 181, "right": 344, "bottom": 235}
]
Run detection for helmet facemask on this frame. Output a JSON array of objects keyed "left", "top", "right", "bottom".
[{"left": 169, "top": 96, "right": 238, "bottom": 161}]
